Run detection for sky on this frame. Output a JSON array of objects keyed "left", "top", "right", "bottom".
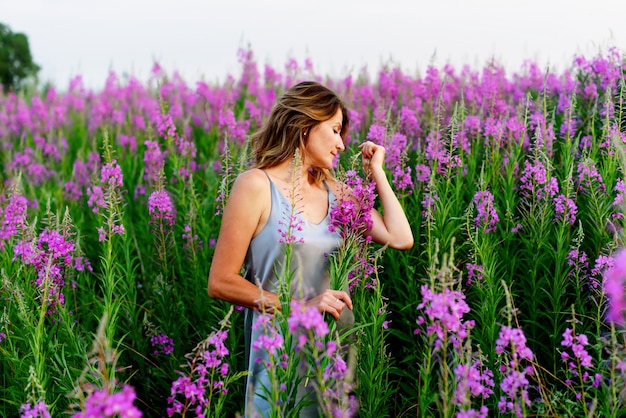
[{"left": 1, "top": 0, "right": 625, "bottom": 90}]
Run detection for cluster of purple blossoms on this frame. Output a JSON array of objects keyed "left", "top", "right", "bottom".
[
  {"left": 116, "top": 133, "right": 137, "bottom": 154},
  {"left": 518, "top": 159, "right": 558, "bottom": 201},
  {"left": 455, "top": 406, "right": 489, "bottom": 418},
  {"left": 252, "top": 314, "right": 286, "bottom": 360},
  {"left": 154, "top": 111, "right": 198, "bottom": 184},
  {"left": 182, "top": 224, "right": 203, "bottom": 254},
  {"left": 278, "top": 213, "right": 305, "bottom": 244},
  {"left": 473, "top": 190, "right": 499, "bottom": 234},
  {"left": 424, "top": 130, "right": 463, "bottom": 176},
  {"left": 614, "top": 178, "right": 626, "bottom": 205},
  {"left": 329, "top": 170, "right": 376, "bottom": 237},
  {"left": 553, "top": 194, "right": 577, "bottom": 225},
  {"left": 591, "top": 254, "right": 614, "bottom": 290},
  {"left": 73, "top": 384, "right": 142, "bottom": 418},
  {"left": 383, "top": 132, "right": 413, "bottom": 194},
  {"left": 150, "top": 332, "right": 175, "bottom": 356},
  {"left": 0, "top": 332, "right": 6, "bottom": 343},
  {"left": 87, "top": 159, "right": 127, "bottom": 240},
  {"left": 86, "top": 185, "right": 106, "bottom": 213},
  {"left": 64, "top": 181, "right": 82, "bottom": 201},
  {"left": 453, "top": 360, "right": 494, "bottom": 417},
  {"left": 560, "top": 328, "right": 601, "bottom": 396},
  {"left": 10, "top": 147, "right": 55, "bottom": 186},
  {"left": 218, "top": 108, "right": 249, "bottom": 144},
  {"left": 148, "top": 190, "right": 177, "bottom": 226},
  {"left": 495, "top": 326, "right": 534, "bottom": 417},
  {"left": 366, "top": 123, "right": 386, "bottom": 144},
  {"left": 143, "top": 140, "right": 166, "bottom": 185},
  {"left": 577, "top": 160, "right": 606, "bottom": 194},
  {"left": 465, "top": 263, "right": 484, "bottom": 286},
  {"left": 155, "top": 112, "right": 178, "bottom": 139},
  {"left": 421, "top": 190, "right": 438, "bottom": 221},
  {"left": 87, "top": 159, "right": 125, "bottom": 214},
  {"left": 0, "top": 191, "right": 29, "bottom": 250},
  {"left": 603, "top": 249, "right": 626, "bottom": 326},
  {"left": 414, "top": 164, "right": 431, "bottom": 183},
  {"left": 13, "top": 228, "right": 89, "bottom": 315},
  {"left": 415, "top": 284, "right": 475, "bottom": 351},
  {"left": 287, "top": 301, "right": 356, "bottom": 417},
  {"left": 100, "top": 160, "right": 124, "bottom": 189},
  {"left": 167, "top": 329, "right": 231, "bottom": 417},
  {"left": 567, "top": 248, "right": 589, "bottom": 281},
  {"left": 20, "top": 400, "right": 51, "bottom": 418},
  {"left": 392, "top": 164, "right": 413, "bottom": 195},
  {"left": 288, "top": 300, "right": 330, "bottom": 341},
  {"left": 97, "top": 224, "right": 125, "bottom": 242}
]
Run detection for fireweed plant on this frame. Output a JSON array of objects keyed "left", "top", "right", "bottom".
[
  {"left": 243, "top": 153, "right": 358, "bottom": 417},
  {"left": 1, "top": 46, "right": 626, "bottom": 416}
]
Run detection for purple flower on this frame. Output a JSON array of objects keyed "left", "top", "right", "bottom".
[
  {"left": 182, "top": 224, "right": 203, "bottom": 254},
  {"left": 603, "top": 249, "right": 626, "bottom": 326},
  {"left": 150, "top": 332, "right": 175, "bottom": 356},
  {"left": 73, "top": 384, "right": 142, "bottom": 418},
  {"left": 167, "top": 324, "right": 233, "bottom": 416},
  {"left": 143, "top": 140, "right": 166, "bottom": 184},
  {"left": 416, "top": 284, "right": 474, "bottom": 350},
  {"left": 329, "top": 170, "right": 375, "bottom": 237},
  {"left": 495, "top": 325, "right": 534, "bottom": 416},
  {"left": 100, "top": 160, "right": 124, "bottom": 189},
  {"left": 278, "top": 213, "right": 305, "bottom": 244},
  {"left": 20, "top": 400, "right": 51, "bottom": 418},
  {"left": 13, "top": 227, "right": 84, "bottom": 316},
  {"left": 577, "top": 160, "right": 605, "bottom": 194},
  {"left": 148, "top": 190, "right": 176, "bottom": 226},
  {"left": 64, "top": 181, "right": 82, "bottom": 201},
  {"left": 553, "top": 194, "right": 577, "bottom": 225},
  {"left": 86, "top": 185, "right": 106, "bottom": 213},
  {"left": 453, "top": 361, "right": 494, "bottom": 403},
  {"left": 615, "top": 178, "right": 626, "bottom": 205},
  {"left": 473, "top": 190, "right": 499, "bottom": 233},
  {"left": 415, "top": 164, "right": 431, "bottom": 182},
  {"left": 465, "top": 263, "right": 484, "bottom": 285},
  {"left": 0, "top": 192, "right": 29, "bottom": 249},
  {"left": 288, "top": 300, "right": 329, "bottom": 338}
]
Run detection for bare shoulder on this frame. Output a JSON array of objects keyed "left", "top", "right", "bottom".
[
  {"left": 221, "top": 168, "right": 271, "bottom": 237},
  {"left": 231, "top": 168, "right": 270, "bottom": 195}
]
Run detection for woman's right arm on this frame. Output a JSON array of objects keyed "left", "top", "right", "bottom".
[{"left": 207, "top": 170, "right": 281, "bottom": 311}]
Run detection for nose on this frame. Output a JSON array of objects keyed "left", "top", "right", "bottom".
[{"left": 336, "top": 136, "right": 345, "bottom": 152}]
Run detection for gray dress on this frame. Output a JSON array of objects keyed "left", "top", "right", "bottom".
[{"left": 243, "top": 171, "right": 342, "bottom": 417}]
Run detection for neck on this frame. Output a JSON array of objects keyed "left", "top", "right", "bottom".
[{"left": 268, "top": 158, "right": 317, "bottom": 187}]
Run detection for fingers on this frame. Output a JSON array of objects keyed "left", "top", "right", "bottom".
[
  {"left": 359, "top": 141, "right": 385, "bottom": 172},
  {"left": 359, "top": 140, "right": 379, "bottom": 158},
  {"left": 334, "top": 290, "right": 353, "bottom": 311},
  {"left": 322, "top": 290, "right": 353, "bottom": 321}
]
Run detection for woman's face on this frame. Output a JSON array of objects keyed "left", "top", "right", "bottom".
[{"left": 303, "top": 108, "right": 345, "bottom": 169}]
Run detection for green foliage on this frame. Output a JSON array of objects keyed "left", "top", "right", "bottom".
[{"left": 0, "top": 23, "right": 40, "bottom": 93}]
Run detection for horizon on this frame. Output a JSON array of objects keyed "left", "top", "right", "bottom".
[{"left": 2, "top": 0, "right": 625, "bottom": 90}]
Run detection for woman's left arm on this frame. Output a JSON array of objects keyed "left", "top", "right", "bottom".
[{"left": 360, "top": 141, "right": 414, "bottom": 250}]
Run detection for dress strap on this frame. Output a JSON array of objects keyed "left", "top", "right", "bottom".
[{"left": 260, "top": 169, "right": 272, "bottom": 182}]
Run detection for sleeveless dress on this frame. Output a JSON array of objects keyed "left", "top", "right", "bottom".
[{"left": 243, "top": 171, "right": 342, "bottom": 417}]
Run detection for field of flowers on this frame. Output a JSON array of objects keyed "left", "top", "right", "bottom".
[{"left": 1, "top": 46, "right": 626, "bottom": 417}]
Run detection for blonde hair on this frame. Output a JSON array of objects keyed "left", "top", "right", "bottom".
[{"left": 251, "top": 81, "right": 350, "bottom": 182}]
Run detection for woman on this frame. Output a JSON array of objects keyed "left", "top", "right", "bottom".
[{"left": 208, "top": 81, "right": 413, "bottom": 417}]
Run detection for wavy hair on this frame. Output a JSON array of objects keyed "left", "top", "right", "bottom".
[{"left": 250, "top": 81, "right": 349, "bottom": 182}]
